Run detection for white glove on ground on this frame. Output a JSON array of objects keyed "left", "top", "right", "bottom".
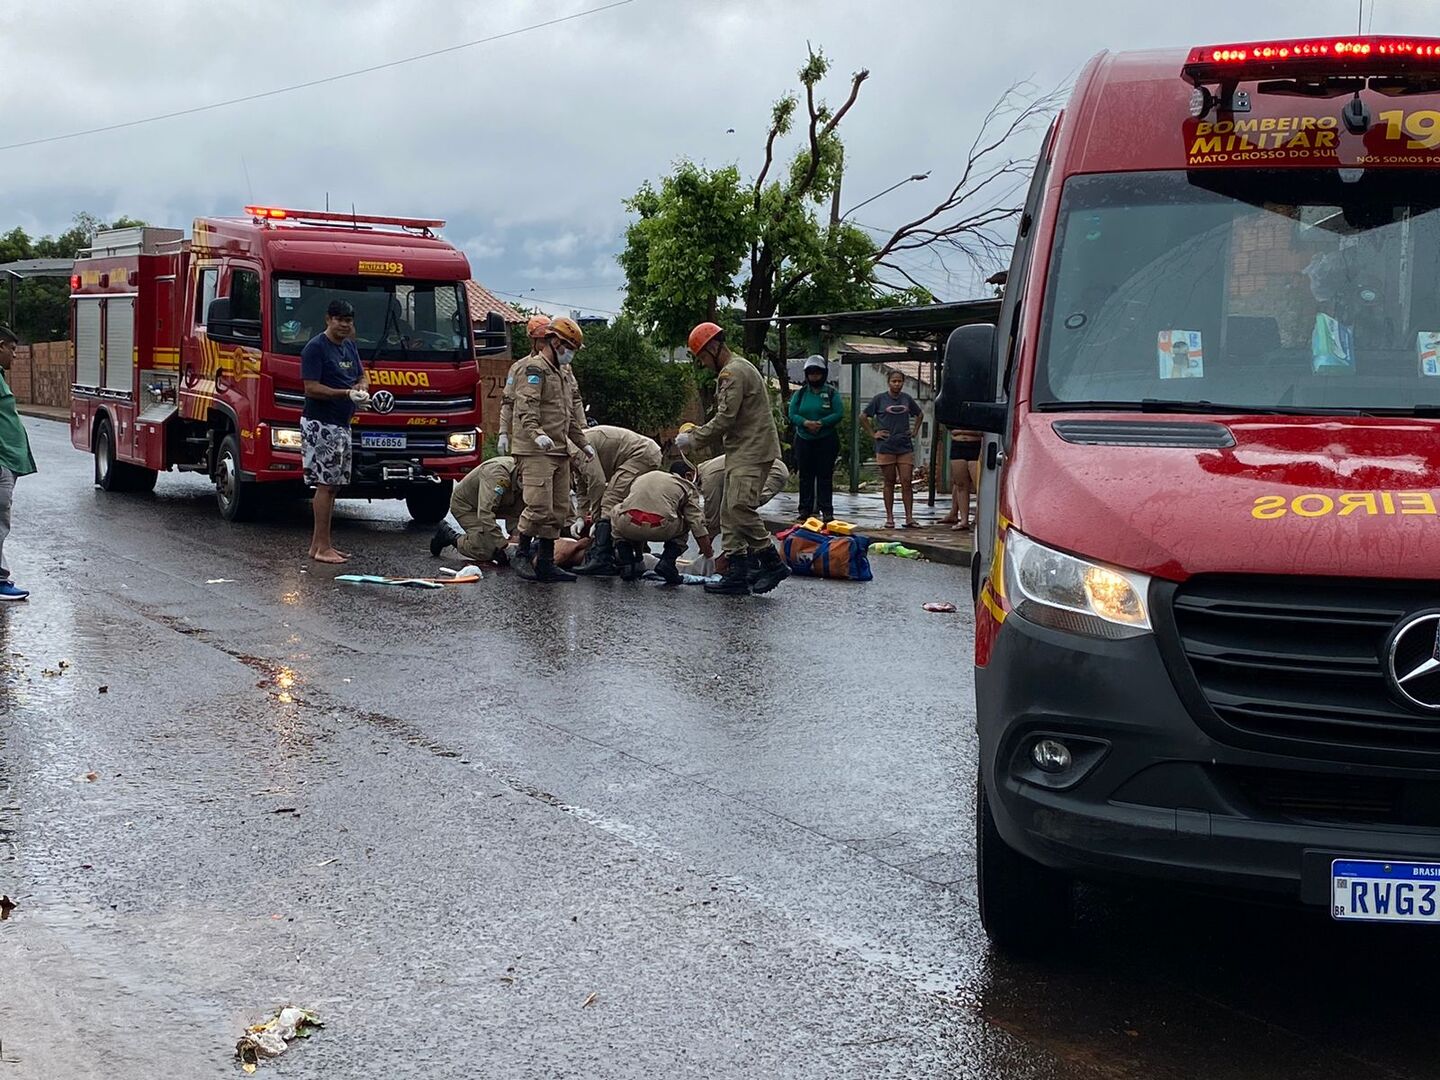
[{"left": 535, "top": 434, "right": 556, "bottom": 452}]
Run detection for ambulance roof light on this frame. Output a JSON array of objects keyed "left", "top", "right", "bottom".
[
  {"left": 1184, "top": 35, "right": 1440, "bottom": 85},
  {"left": 240, "top": 205, "right": 446, "bottom": 231}
]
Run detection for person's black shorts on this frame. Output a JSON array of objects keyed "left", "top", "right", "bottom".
[{"left": 950, "top": 439, "right": 981, "bottom": 462}]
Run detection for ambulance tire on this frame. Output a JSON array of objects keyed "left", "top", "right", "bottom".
[
  {"left": 977, "top": 773, "right": 1073, "bottom": 956},
  {"left": 405, "top": 482, "right": 453, "bottom": 525},
  {"left": 128, "top": 467, "right": 158, "bottom": 494},
  {"left": 93, "top": 415, "right": 152, "bottom": 493},
  {"left": 214, "top": 434, "right": 258, "bottom": 522}
]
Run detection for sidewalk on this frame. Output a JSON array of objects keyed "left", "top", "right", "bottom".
[
  {"left": 762, "top": 491, "right": 974, "bottom": 566},
  {"left": 19, "top": 404, "right": 68, "bottom": 423}
]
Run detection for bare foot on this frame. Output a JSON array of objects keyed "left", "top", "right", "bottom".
[{"left": 311, "top": 549, "right": 349, "bottom": 564}]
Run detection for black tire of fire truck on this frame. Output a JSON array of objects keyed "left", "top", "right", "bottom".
[
  {"left": 214, "top": 434, "right": 259, "bottom": 523},
  {"left": 93, "top": 415, "right": 157, "bottom": 494},
  {"left": 405, "top": 481, "right": 453, "bottom": 525},
  {"left": 977, "top": 772, "right": 1074, "bottom": 955}
]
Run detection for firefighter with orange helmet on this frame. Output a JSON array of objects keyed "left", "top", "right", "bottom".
[
  {"left": 675, "top": 322, "right": 790, "bottom": 595},
  {"left": 511, "top": 316, "right": 593, "bottom": 582},
  {"left": 497, "top": 313, "right": 554, "bottom": 456}
]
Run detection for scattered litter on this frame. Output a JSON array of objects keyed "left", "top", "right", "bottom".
[
  {"left": 336, "top": 574, "right": 444, "bottom": 590},
  {"left": 438, "top": 564, "right": 484, "bottom": 579},
  {"left": 98, "top": 685, "right": 109, "bottom": 694},
  {"left": 0, "top": 894, "right": 16, "bottom": 920},
  {"left": 314, "top": 858, "right": 338, "bottom": 868},
  {"left": 271, "top": 807, "right": 298, "bottom": 815},
  {"left": 582, "top": 992, "right": 599, "bottom": 1009},
  {"left": 205, "top": 578, "right": 235, "bottom": 585},
  {"left": 678, "top": 573, "right": 724, "bottom": 586},
  {"left": 58, "top": 659, "right": 71, "bottom": 670},
  {"left": 923, "top": 602, "right": 958, "bottom": 613},
  {"left": 84, "top": 771, "right": 99, "bottom": 782},
  {"left": 40, "top": 668, "right": 61, "bottom": 678},
  {"left": 871, "top": 542, "right": 922, "bottom": 559},
  {"left": 235, "top": 1006, "right": 323, "bottom": 1071}
]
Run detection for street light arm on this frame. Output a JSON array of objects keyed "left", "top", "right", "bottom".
[{"left": 840, "top": 171, "right": 929, "bottom": 221}]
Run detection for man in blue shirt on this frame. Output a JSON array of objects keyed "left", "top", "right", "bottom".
[{"left": 301, "top": 299, "right": 369, "bottom": 563}]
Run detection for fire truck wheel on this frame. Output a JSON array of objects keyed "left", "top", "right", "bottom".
[
  {"left": 93, "top": 416, "right": 133, "bottom": 492},
  {"left": 405, "top": 481, "right": 453, "bottom": 525},
  {"left": 977, "top": 771, "right": 1073, "bottom": 956},
  {"left": 214, "top": 434, "right": 257, "bottom": 522}
]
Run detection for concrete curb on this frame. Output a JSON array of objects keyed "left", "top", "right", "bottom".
[
  {"left": 761, "top": 515, "right": 972, "bottom": 567},
  {"left": 19, "top": 406, "right": 68, "bottom": 424}
]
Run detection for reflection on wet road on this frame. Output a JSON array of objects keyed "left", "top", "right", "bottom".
[{"left": 0, "top": 417, "right": 1436, "bottom": 1079}]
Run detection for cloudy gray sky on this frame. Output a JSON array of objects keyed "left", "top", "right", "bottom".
[{"left": 0, "top": 0, "right": 1424, "bottom": 316}]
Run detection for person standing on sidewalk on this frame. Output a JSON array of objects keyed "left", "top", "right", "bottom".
[
  {"left": 511, "top": 317, "right": 592, "bottom": 582},
  {"left": 786, "top": 355, "right": 842, "bottom": 523},
  {"left": 676, "top": 323, "right": 789, "bottom": 596},
  {"left": 0, "top": 326, "right": 36, "bottom": 601},
  {"left": 301, "top": 300, "right": 369, "bottom": 564},
  {"left": 862, "top": 369, "right": 923, "bottom": 529}
]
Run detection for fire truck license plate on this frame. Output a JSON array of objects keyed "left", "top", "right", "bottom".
[
  {"left": 1332, "top": 860, "right": 1440, "bottom": 923},
  {"left": 361, "top": 433, "right": 406, "bottom": 450}
]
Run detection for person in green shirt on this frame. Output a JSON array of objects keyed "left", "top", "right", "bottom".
[
  {"left": 0, "top": 325, "right": 36, "bottom": 601},
  {"left": 786, "top": 356, "right": 843, "bottom": 522}
]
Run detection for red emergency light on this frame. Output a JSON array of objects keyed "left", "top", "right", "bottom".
[
  {"left": 242, "top": 205, "right": 446, "bottom": 231},
  {"left": 69, "top": 274, "right": 81, "bottom": 290},
  {"left": 1184, "top": 35, "right": 1440, "bottom": 85}
]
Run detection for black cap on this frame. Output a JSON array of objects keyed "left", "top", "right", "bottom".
[
  {"left": 670, "top": 460, "right": 695, "bottom": 477},
  {"left": 0, "top": 325, "right": 17, "bottom": 346},
  {"left": 327, "top": 299, "right": 355, "bottom": 318}
]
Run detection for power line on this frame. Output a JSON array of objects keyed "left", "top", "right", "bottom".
[
  {"left": 489, "top": 287, "right": 622, "bottom": 316},
  {"left": 0, "top": 0, "right": 636, "bottom": 153}
]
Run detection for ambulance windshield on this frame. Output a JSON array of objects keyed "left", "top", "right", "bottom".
[
  {"left": 271, "top": 277, "right": 469, "bottom": 360},
  {"left": 1036, "top": 170, "right": 1440, "bottom": 413}
]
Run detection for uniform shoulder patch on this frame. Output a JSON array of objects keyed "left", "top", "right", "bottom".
[
  {"left": 526, "top": 373, "right": 543, "bottom": 384},
  {"left": 717, "top": 369, "right": 735, "bottom": 380}
]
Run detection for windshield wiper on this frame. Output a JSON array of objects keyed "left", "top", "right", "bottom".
[
  {"left": 370, "top": 303, "right": 408, "bottom": 362},
  {"left": 1038, "top": 399, "right": 1367, "bottom": 416}
]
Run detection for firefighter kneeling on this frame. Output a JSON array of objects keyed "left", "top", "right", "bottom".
[
  {"left": 609, "top": 461, "right": 713, "bottom": 585},
  {"left": 429, "top": 455, "right": 523, "bottom": 564}
]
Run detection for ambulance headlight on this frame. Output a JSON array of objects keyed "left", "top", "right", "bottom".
[
  {"left": 1003, "top": 530, "right": 1152, "bottom": 639},
  {"left": 271, "top": 427, "right": 304, "bottom": 451},
  {"left": 446, "top": 429, "right": 478, "bottom": 453}
]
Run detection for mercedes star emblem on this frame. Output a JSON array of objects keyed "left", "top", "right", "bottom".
[
  {"left": 371, "top": 390, "right": 396, "bottom": 414},
  {"left": 1386, "top": 611, "right": 1440, "bottom": 712}
]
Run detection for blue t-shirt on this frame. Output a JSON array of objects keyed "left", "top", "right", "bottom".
[
  {"left": 863, "top": 390, "right": 922, "bottom": 454},
  {"left": 300, "top": 333, "right": 363, "bottom": 426}
]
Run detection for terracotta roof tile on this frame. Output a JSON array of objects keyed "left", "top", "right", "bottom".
[{"left": 465, "top": 280, "right": 526, "bottom": 324}]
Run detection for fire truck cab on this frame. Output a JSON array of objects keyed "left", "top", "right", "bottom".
[{"left": 69, "top": 207, "right": 503, "bottom": 522}]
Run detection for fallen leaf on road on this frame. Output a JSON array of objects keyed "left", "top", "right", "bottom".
[
  {"left": 0, "top": 894, "right": 16, "bottom": 919},
  {"left": 98, "top": 685, "right": 109, "bottom": 694},
  {"left": 84, "top": 771, "right": 99, "bottom": 782},
  {"left": 582, "top": 992, "right": 598, "bottom": 1009},
  {"left": 58, "top": 659, "right": 71, "bottom": 669},
  {"left": 271, "top": 807, "right": 298, "bottom": 814},
  {"left": 235, "top": 1006, "right": 322, "bottom": 1068}
]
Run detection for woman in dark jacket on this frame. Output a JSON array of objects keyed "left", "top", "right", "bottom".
[{"left": 786, "top": 356, "right": 843, "bottom": 522}]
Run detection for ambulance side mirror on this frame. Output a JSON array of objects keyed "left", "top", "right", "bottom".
[
  {"left": 935, "top": 323, "right": 1005, "bottom": 433},
  {"left": 206, "top": 297, "right": 260, "bottom": 343}
]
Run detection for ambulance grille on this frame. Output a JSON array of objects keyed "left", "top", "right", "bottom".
[{"left": 1166, "top": 576, "right": 1440, "bottom": 757}]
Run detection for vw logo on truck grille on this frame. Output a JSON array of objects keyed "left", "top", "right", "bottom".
[
  {"left": 370, "top": 390, "right": 396, "bottom": 414},
  {"left": 1386, "top": 611, "right": 1440, "bottom": 712}
]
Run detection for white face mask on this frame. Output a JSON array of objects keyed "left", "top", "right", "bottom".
[{"left": 556, "top": 347, "right": 575, "bottom": 366}]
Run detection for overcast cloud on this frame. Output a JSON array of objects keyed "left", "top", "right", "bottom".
[{"left": 1, "top": 0, "right": 1429, "bottom": 316}]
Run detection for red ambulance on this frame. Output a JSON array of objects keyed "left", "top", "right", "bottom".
[
  {"left": 936, "top": 37, "right": 1440, "bottom": 951},
  {"left": 69, "top": 207, "right": 505, "bottom": 522}
]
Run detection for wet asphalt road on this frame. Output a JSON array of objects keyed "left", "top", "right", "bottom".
[{"left": 2, "top": 416, "right": 1438, "bottom": 1079}]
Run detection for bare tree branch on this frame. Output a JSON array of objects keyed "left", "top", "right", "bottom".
[{"left": 876, "top": 260, "right": 934, "bottom": 294}]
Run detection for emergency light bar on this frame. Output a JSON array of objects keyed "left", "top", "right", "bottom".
[
  {"left": 241, "top": 206, "right": 446, "bottom": 230},
  {"left": 1184, "top": 35, "right": 1440, "bottom": 85}
]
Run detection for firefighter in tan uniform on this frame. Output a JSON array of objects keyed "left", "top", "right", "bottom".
[
  {"left": 609, "top": 461, "right": 714, "bottom": 585},
  {"left": 676, "top": 323, "right": 791, "bottom": 595},
  {"left": 571, "top": 424, "right": 663, "bottom": 576},
  {"left": 696, "top": 454, "right": 789, "bottom": 570},
  {"left": 429, "top": 456, "right": 523, "bottom": 564},
  {"left": 496, "top": 314, "right": 553, "bottom": 456},
  {"left": 512, "top": 317, "right": 592, "bottom": 582}
]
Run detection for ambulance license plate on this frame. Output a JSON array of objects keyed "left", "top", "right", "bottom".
[
  {"left": 361, "top": 433, "right": 405, "bottom": 450},
  {"left": 1332, "top": 859, "right": 1440, "bottom": 923}
]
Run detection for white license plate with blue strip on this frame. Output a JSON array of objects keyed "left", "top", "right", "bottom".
[
  {"left": 361, "top": 433, "right": 405, "bottom": 450},
  {"left": 1332, "top": 859, "right": 1440, "bottom": 923}
]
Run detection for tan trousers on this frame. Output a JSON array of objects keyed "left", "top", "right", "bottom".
[
  {"left": 516, "top": 454, "right": 572, "bottom": 540},
  {"left": 720, "top": 463, "right": 771, "bottom": 554}
]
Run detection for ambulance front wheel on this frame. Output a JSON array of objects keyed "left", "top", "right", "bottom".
[
  {"left": 405, "top": 481, "right": 452, "bottom": 525},
  {"left": 214, "top": 434, "right": 258, "bottom": 522}
]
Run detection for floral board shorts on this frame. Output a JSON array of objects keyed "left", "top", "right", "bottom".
[{"left": 300, "top": 419, "right": 353, "bottom": 487}]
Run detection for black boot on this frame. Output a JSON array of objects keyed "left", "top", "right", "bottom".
[
  {"left": 705, "top": 552, "right": 752, "bottom": 595},
  {"left": 430, "top": 521, "right": 462, "bottom": 557},
  {"left": 655, "top": 540, "right": 685, "bottom": 585},
  {"left": 750, "top": 544, "right": 791, "bottom": 594},
  {"left": 573, "top": 519, "right": 618, "bottom": 576},
  {"left": 512, "top": 534, "right": 537, "bottom": 580},
  {"left": 615, "top": 540, "right": 642, "bottom": 581},
  {"left": 534, "top": 537, "right": 576, "bottom": 583}
]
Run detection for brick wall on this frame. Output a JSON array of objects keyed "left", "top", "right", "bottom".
[
  {"left": 1227, "top": 212, "right": 1317, "bottom": 348},
  {"left": 9, "top": 341, "right": 70, "bottom": 409}
]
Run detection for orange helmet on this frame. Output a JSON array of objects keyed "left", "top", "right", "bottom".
[
  {"left": 547, "top": 316, "right": 585, "bottom": 350},
  {"left": 688, "top": 321, "right": 724, "bottom": 357},
  {"left": 525, "top": 314, "right": 551, "bottom": 339}
]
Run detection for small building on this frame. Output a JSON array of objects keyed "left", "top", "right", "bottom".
[{"left": 463, "top": 281, "right": 526, "bottom": 445}]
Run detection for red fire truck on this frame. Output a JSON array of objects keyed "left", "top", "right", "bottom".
[
  {"left": 69, "top": 207, "right": 505, "bottom": 522},
  {"left": 936, "top": 36, "right": 1440, "bottom": 951}
]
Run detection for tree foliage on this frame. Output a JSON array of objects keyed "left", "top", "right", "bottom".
[
  {"left": 2, "top": 212, "right": 147, "bottom": 341},
  {"left": 571, "top": 317, "right": 692, "bottom": 435}
]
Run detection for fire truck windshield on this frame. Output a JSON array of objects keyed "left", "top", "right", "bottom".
[
  {"left": 1035, "top": 169, "right": 1440, "bottom": 414},
  {"left": 271, "top": 277, "right": 468, "bottom": 360}
]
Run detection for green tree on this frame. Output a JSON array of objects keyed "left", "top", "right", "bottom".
[
  {"left": 571, "top": 316, "right": 692, "bottom": 436},
  {"left": 4, "top": 213, "right": 148, "bottom": 341}
]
